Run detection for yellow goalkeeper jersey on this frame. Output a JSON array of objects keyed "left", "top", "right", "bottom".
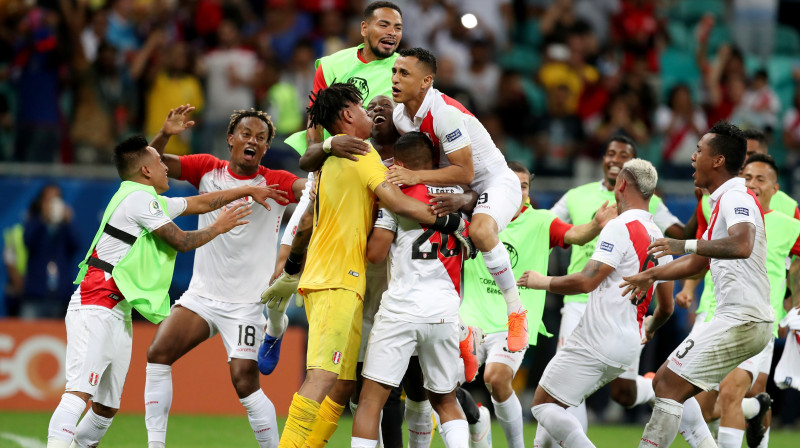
[{"left": 298, "top": 142, "right": 386, "bottom": 296}]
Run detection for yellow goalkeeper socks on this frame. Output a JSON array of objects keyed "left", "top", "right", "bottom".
[
  {"left": 304, "top": 395, "right": 346, "bottom": 447},
  {"left": 279, "top": 393, "right": 320, "bottom": 448}
]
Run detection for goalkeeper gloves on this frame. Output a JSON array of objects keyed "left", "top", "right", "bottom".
[
  {"left": 261, "top": 271, "right": 300, "bottom": 311},
  {"left": 431, "top": 213, "right": 477, "bottom": 259}
]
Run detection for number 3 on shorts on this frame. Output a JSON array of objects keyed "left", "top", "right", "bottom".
[
  {"left": 675, "top": 339, "right": 694, "bottom": 359},
  {"left": 238, "top": 325, "right": 256, "bottom": 347}
]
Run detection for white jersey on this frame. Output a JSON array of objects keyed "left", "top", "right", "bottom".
[
  {"left": 393, "top": 87, "right": 508, "bottom": 189},
  {"left": 374, "top": 184, "right": 464, "bottom": 323},
  {"left": 179, "top": 154, "right": 299, "bottom": 303},
  {"left": 68, "top": 190, "right": 187, "bottom": 320},
  {"left": 568, "top": 209, "right": 672, "bottom": 367},
  {"left": 703, "top": 177, "right": 773, "bottom": 323}
]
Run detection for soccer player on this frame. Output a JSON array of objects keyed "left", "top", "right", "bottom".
[
  {"left": 742, "top": 129, "right": 800, "bottom": 218},
  {"left": 141, "top": 106, "right": 307, "bottom": 448},
  {"left": 455, "top": 161, "right": 616, "bottom": 448},
  {"left": 46, "top": 135, "right": 285, "bottom": 448},
  {"left": 352, "top": 131, "right": 471, "bottom": 448},
  {"left": 548, "top": 135, "right": 684, "bottom": 429},
  {"left": 519, "top": 158, "right": 675, "bottom": 447},
  {"left": 621, "top": 121, "right": 774, "bottom": 448},
  {"left": 279, "top": 82, "right": 470, "bottom": 448},
  {"left": 389, "top": 47, "right": 529, "bottom": 352},
  {"left": 691, "top": 154, "right": 800, "bottom": 448}
]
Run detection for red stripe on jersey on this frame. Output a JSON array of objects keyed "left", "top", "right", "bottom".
[
  {"left": 179, "top": 154, "right": 227, "bottom": 188},
  {"left": 419, "top": 110, "right": 441, "bottom": 165},
  {"left": 626, "top": 220, "right": 657, "bottom": 327},
  {"left": 439, "top": 93, "right": 474, "bottom": 117},
  {"left": 695, "top": 199, "right": 708, "bottom": 239},
  {"left": 708, "top": 188, "right": 764, "bottom": 240},
  {"left": 78, "top": 250, "right": 125, "bottom": 309},
  {"left": 403, "top": 184, "right": 463, "bottom": 294}
]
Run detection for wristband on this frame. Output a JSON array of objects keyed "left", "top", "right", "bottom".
[
  {"left": 284, "top": 252, "right": 304, "bottom": 275},
  {"left": 685, "top": 239, "right": 698, "bottom": 254},
  {"left": 322, "top": 136, "right": 334, "bottom": 154},
  {"left": 431, "top": 213, "right": 460, "bottom": 233}
]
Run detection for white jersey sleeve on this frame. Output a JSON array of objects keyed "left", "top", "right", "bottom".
[
  {"left": 718, "top": 191, "right": 758, "bottom": 229},
  {"left": 280, "top": 172, "right": 313, "bottom": 247},
  {"left": 129, "top": 191, "right": 180, "bottom": 233},
  {"left": 163, "top": 196, "right": 188, "bottom": 220},
  {"left": 589, "top": 220, "right": 629, "bottom": 269},
  {"left": 653, "top": 201, "right": 681, "bottom": 231},
  {"left": 374, "top": 207, "right": 397, "bottom": 232},
  {"left": 433, "top": 105, "right": 471, "bottom": 154},
  {"left": 550, "top": 192, "right": 571, "bottom": 222}
]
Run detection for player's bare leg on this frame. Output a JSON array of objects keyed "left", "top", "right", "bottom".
[
  {"left": 70, "top": 402, "right": 118, "bottom": 448},
  {"left": 352, "top": 379, "right": 393, "bottom": 447},
  {"left": 47, "top": 391, "right": 91, "bottom": 448},
  {"left": 144, "top": 306, "right": 215, "bottom": 448},
  {"left": 427, "top": 389, "right": 469, "bottom": 448},
  {"left": 531, "top": 386, "right": 594, "bottom": 448},
  {"left": 717, "top": 368, "right": 752, "bottom": 448},
  {"left": 484, "top": 362, "right": 524, "bottom": 448},
  {"left": 470, "top": 213, "right": 528, "bottom": 352},
  {"left": 639, "top": 362, "right": 702, "bottom": 448},
  {"left": 742, "top": 373, "right": 771, "bottom": 447}
]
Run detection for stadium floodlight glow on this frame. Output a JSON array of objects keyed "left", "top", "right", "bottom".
[{"left": 461, "top": 13, "right": 478, "bottom": 29}]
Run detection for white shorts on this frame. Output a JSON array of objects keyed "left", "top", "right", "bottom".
[
  {"left": 363, "top": 314, "right": 459, "bottom": 394},
  {"left": 539, "top": 342, "right": 626, "bottom": 408},
  {"left": 667, "top": 316, "right": 772, "bottom": 392},
  {"left": 736, "top": 337, "right": 775, "bottom": 386},
  {"left": 359, "top": 263, "right": 388, "bottom": 362},
  {"left": 478, "top": 331, "right": 526, "bottom": 373},
  {"left": 557, "top": 301, "right": 587, "bottom": 349},
  {"left": 618, "top": 344, "right": 645, "bottom": 380},
  {"left": 472, "top": 167, "right": 522, "bottom": 234},
  {"left": 65, "top": 308, "right": 132, "bottom": 409},
  {"left": 175, "top": 292, "right": 266, "bottom": 361}
]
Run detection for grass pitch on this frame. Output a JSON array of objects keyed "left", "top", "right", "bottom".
[{"left": 1, "top": 411, "right": 798, "bottom": 447}]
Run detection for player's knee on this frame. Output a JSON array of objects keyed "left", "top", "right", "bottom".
[
  {"left": 483, "top": 370, "right": 511, "bottom": 399},
  {"left": 718, "top": 382, "right": 747, "bottom": 408},
  {"left": 92, "top": 402, "right": 118, "bottom": 418},
  {"left": 610, "top": 381, "right": 637, "bottom": 408},
  {"left": 146, "top": 344, "right": 173, "bottom": 365},
  {"left": 230, "top": 361, "right": 260, "bottom": 398}
]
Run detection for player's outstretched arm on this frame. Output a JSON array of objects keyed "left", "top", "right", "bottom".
[
  {"left": 517, "top": 260, "right": 615, "bottom": 295},
  {"left": 649, "top": 222, "right": 755, "bottom": 260},
  {"left": 373, "top": 181, "right": 437, "bottom": 225},
  {"left": 675, "top": 277, "right": 702, "bottom": 309},
  {"left": 386, "top": 145, "right": 475, "bottom": 187},
  {"left": 299, "top": 135, "right": 371, "bottom": 172},
  {"left": 564, "top": 201, "right": 617, "bottom": 246},
  {"left": 182, "top": 185, "right": 289, "bottom": 216},
  {"left": 620, "top": 253, "right": 709, "bottom": 301},
  {"left": 149, "top": 104, "right": 196, "bottom": 178},
  {"left": 429, "top": 190, "right": 480, "bottom": 217},
  {"left": 367, "top": 227, "right": 395, "bottom": 264},
  {"left": 642, "top": 282, "right": 675, "bottom": 344},
  {"left": 261, "top": 204, "right": 313, "bottom": 307},
  {"left": 153, "top": 203, "right": 251, "bottom": 252}
]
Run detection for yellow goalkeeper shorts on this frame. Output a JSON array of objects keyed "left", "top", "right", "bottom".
[{"left": 303, "top": 288, "right": 363, "bottom": 380}]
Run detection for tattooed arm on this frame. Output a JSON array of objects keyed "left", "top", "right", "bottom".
[
  {"left": 182, "top": 185, "right": 289, "bottom": 216},
  {"left": 517, "top": 260, "right": 615, "bottom": 295},
  {"left": 153, "top": 203, "right": 251, "bottom": 252},
  {"left": 373, "top": 181, "right": 437, "bottom": 225}
]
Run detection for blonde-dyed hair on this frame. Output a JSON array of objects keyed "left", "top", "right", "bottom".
[{"left": 620, "top": 159, "right": 658, "bottom": 200}]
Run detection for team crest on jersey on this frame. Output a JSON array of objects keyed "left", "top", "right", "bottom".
[
  {"left": 348, "top": 77, "right": 369, "bottom": 98},
  {"left": 88, "top": 372, "right": 99, "bottom": 386},
  {"left": 504, "top": 242, "right": 518, "bottom": 268},
  {"left": 332, "top": 351, "right": 342, "bottom": 365},
  {"left": 149, "top": 200, "right": 163, "bottom": 216}
]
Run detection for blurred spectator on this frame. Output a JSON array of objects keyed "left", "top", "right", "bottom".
[
  {"left": 434, "top": 57, "right": 477, "bottom": 113},
  {"left": 655, "top": 84, "right": 707, "bottom": 178},
  {"left": 532, "top": 84, "right": 584, "bottom": 176},
  {"left": 539, "top": 0, "right": 577, "bottom": 45},
  {"left": 197, "top": 19, "right": 258, "bottom": 157},
  {"left": 395, "top": 0, "right": 446, "bottom": 49},
  {"left": 612, "top": 0, "right": 662, "bottom": 73},
  {"left": 705, "top": 45, "right": 748, "bottom": 127},
  {"left": 264, "top": 0, "right": 315, "bottom": 64},
  {"left": 80, "top": 8, "right": 108, "bottom": 63},
  {"left": 738, "top": 69, "right": 781, "bottom": 132},
  {"left": 732, "top": 0, "right": 777, "bottom": 63},
  {"left": 3, "top": 222, "right": 27, "bottom": 317},
  {"left": 142, "top": 40, "right": 205, "bottom": 156},
  {"left": 430, "top": 4, "right": 472, "bottom": 72},
  {"left": 105, "top": 0, "right": 140, "bottom": 59},
  {"left": 783, "top": 83, "right": 800, "bottom": 159},
  {"left": 0, "top": 67, "right": 12, "bottom": 161},
  {"left": 578, "top": 53, "right": 621, "bottom": 135},
  {"left": 573, "top": 0, "right": 619, "bottom": 46},
  {"left": 313, "top": 9, "right": 349, "bottom": 56},
  {"left": 538, "top": 29, "right": 599, "bottom": 114},
  {"left": 11, "top": 5, "right": 65, "bottom": 163},
  {"left": 619, "top": 55, "right": 657, "bottom": 127},
  {"left": 593, "top": 93, "right": 649, "bottom": 146},
  {"left": 451, "top": 0, "right": 513, "bottom": 50},
  {"left": 456, "top": 37, "right": 500, "bottom": 115},
  {"left": 20, "top": 184, "right": 80, "bottom": 318}
]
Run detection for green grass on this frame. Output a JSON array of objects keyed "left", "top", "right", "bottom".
[{"left": 2, "top": 411, "right": 798, "bottom": 447}]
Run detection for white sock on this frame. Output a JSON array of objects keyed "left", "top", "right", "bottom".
[
  {"left": 633, "top": 375, "right": 656, "bottom": 407},
  {"left": 717, "top": 427, "right": 744, "bottom": 448},
  {"left": 640, "top": 397, "right": 683, "bottom": 448},
  {"left": 440, "top": 419, "right": 469, "bottom": 448},
  {"left": 405, "top": 399, "right": 434, "bottom": 448},
  {"left": 72, "top": 408, "right": 112, "bottom": 448},
  {"left": 48, "top": 393, "right": 86, "bottom": 446},
  {"left": 758, "top": 427, "right": 770, "bottom": 448},
  {"left": 533, "top": 424, "right": 557, "bottom": 448},
  {"left": 240, "top": 390, "right": 279, "bottom": 447},
  {"left": 458, "top": 317, "right": 469, "bottom": 341},
  {"left": 679, "top": 397, "right": 714, "bottom": 448},
  {"left": 566, "top": 401, "right": 589, "bottom": 432},
  {"left": 531, "top": 403, "right": 595, "bottom": 448},
  {"left": 352, "top": 437, "right": 378, "bottom": 448},
  {"left": 482, "top": 242, "right": 522, "bottom": 314},
  {"left": 148, "top": 443, "right": 165, "bottom": 448},
  {"left": 265, "top": 309, "right": 288, "bottom": 338},
  {"left": 492, "top": 394, "right": 524, "bottom": 448},
  {"left": 145, "top": 363, "right": 173, "bottom": 445},
  {"left": 741, "top": 397, "right": 761, "bottom": 420}
]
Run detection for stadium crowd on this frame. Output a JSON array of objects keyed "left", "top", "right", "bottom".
[{"left": 4, "top": 0, "right": 800, "bottom": 447}]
